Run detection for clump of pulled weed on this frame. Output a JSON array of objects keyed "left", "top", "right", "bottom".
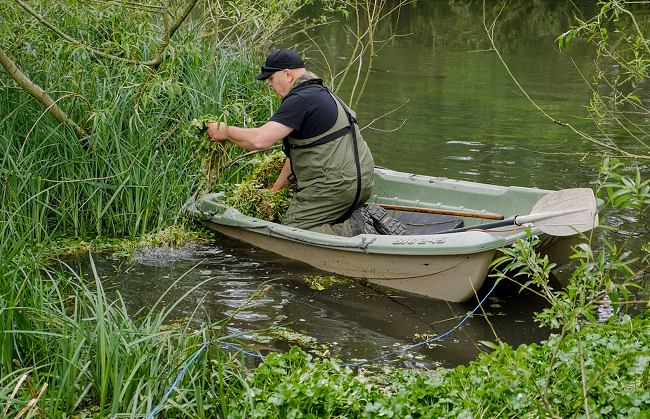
[
  {"left": 184, "top": 115, "right": 232, "bottom": 190},
  {"left": 223, "top": 151, "right": 293, "bottom": 222},
  {"left": 302, "top": 275, "right": 352, "bottom": 290}
]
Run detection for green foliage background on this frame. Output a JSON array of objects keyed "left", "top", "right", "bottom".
[{"left": 2, "top": 0, "right": 650, "bottom": 417}]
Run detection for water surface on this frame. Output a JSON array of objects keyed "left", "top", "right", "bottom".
[{"left": 64, "top": 0, "right": 649, "bottom": 368}]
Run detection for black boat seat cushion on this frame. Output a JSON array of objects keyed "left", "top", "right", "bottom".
[{"left": 393, "top": 211, "right": 463, "bottom": 235}]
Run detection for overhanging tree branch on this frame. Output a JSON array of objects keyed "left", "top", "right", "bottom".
[
  {"left": 8, "top": 0, "right": 199, "bottom": 140},
  {"left": 0, "top": 44, "right": 90, "bottom": 143},
  {"left": 13, "top": 0, "right": 199, "bottom": 70},
  {"left": 13, "top": 0, "right": 155, "bottom": 66},
  {"left": 481, "top": 0, "right": 648, "bottom": 160}
]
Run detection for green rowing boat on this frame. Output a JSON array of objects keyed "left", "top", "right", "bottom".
[{"left": 184, "top": 167, "right": 599, "bottom": 302}]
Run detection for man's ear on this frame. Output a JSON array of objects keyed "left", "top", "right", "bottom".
[{"left": 285, "top": 69, "right": 295, "bottom": 83}]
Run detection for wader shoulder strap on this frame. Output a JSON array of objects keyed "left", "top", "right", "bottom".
[
  {"left": 286, "top": 126, "right": 351, "bottom": 150},
  {"left": 328, "top": 90, "right": 363, "bottom": 223}
]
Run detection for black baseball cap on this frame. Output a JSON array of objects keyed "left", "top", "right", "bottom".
[{"left": 255, "top": 49, "right": 305, "bottom": 80}]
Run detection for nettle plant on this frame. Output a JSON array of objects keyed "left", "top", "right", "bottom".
[
  {"left": 493, "top": 157, "right": 648, "bottom": 334},
  {"left": 484, "top": 157, "right": 650, "bottom": 417}
]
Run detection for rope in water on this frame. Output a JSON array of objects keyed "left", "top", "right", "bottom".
[{"left": 146, "top": 278, "right": 504, "bottom": 418}]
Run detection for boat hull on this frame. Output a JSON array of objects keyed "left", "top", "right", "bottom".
[
  {"left": 200, "top": 222, "right": 497, "bottom": 302},
  {"left": 185, "top": 167, "right": 594, "bottom": 302}
]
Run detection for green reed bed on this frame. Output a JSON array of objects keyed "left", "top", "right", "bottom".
[
  {"left": 1, "top": 43, "right": 275, "bottom": 242},
  {"left": 0, "top": 250, "right": 256, "bottom": 418},
  {"left": 1, "top": 6, "right": 282, "bottom": 416}
]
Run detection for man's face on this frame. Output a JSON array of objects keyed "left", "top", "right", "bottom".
[{"left": 267, "top": 69, "right": 292, "bottom": 99}]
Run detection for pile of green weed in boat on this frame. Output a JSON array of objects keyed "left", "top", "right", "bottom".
[
  {"left": 221, "top": 151, "right": 293, "bottom": 222},
  {"left": 186, "top": 115, "right": 293, "bottom": 222}
]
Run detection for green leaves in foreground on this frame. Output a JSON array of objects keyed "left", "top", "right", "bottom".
[
  {"left": 450, "top": 314, "right": 650, "bottom": 418},
  {"left": 226, "top": 315, "right": 650, "bottom": 419}
]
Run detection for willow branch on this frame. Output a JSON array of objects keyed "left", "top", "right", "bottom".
[
  {"left": 612, "top": 0, "right": 650, "bottom": 56},
  {"left": 149, "top": 0, "right": 200, "bottom": 71},
  {"left": 482, "top": 0, "right": 648, "bottom": 160},
  {"left": 135, "top": 0, "right": 200, "bottom": 103},
  {"left": 361, "top": 99, "right": 409, "bottom": 130},
  {"left": 13, "top": 0, "right": 156, "bottom": 66},
  {"left": 78, "top": 0, "right": 164, "bottom": 14},
  {"left": 14, "top": 0, "right": 198, "bottom": 70},
  {"left": 0, "top": 45, "right": 89, "bottom": 142}
]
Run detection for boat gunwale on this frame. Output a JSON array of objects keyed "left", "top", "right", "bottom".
[
  {"left": 183, "top": 167, "right": 592, "bottom": 257},
  {"left": 190, "top": 202, "right": 545, "bottom": 257}
]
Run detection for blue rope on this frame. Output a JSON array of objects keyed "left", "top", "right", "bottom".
[
  {"left": 147, "top": 278, "right": 503, "bottom": 417},
  {"left": 147, "top": 340, "right": 214, "bottom": 419},
  {"left": 220, "top": 342, "right": 267, "bottom": 360},
  {"left": 341, "top": 280, "right": 500, "bottom": 367}
]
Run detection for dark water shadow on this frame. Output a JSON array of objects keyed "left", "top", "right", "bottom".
[{"left": 54, "top": 233, "right": 557, "bottom": 370}]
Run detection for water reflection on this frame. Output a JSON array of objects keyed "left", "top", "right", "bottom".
[
  {"left": 55, "top": 0, "right": 648, "bottom": 372},
  {"left": 59, "top": 235, "right": 555, "bottom": 369},
  {"left": 294, "top": 0, "right": 604, "bottom": 191}
]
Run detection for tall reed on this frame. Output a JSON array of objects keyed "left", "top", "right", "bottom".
[
  {"left": 0, "top": 250, "right": 254, "bottom": 417},
  {"left": 1, "top": 22, "right": 276, "bottom": 243}
]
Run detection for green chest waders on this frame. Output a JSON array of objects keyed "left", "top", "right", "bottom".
[{"left": 280, "top": 79, "right": 374, "bottom": 230}]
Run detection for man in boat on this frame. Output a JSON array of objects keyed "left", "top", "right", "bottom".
[{"left": 207, "top": 49, "right": 407, "bottom": 236}]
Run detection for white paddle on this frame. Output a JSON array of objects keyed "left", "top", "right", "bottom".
[{"left": 437, "top": 188, "right": 599, "bottom": 236}]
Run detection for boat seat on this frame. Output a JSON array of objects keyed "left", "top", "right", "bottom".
[{"left": 393, "top": 211, "right": 464, "bottom": 235}]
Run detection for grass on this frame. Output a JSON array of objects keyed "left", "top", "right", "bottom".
[
  {"left": 221, "top": 317, "right": 650, "bottom": 418},
  {"left": 0, "top": 248, "right": 260, "bottom": 417},
  {"left": 1, "top": 8, "right": 282, "bottom": 415}
]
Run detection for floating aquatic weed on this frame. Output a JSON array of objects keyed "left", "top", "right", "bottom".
[
  {"left": 256, "top": 326, "right": 327, "bottom": 351},
  {"left": 302, "top": 275, "right": 352, "bottom": 290}
]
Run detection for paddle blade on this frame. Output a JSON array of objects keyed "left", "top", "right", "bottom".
[{"left": 518, "top": 188, "right": 599, "bottom": 236}]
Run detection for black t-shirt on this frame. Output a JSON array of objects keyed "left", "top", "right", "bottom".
[{"left": 269, "top": 83, "right": 338, "bottom": 140}]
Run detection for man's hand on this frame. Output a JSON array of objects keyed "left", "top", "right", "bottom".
[
  {"left": 271, "top": 158, "right": 293, "bottom": 192},
  {"left": 205, "top": 120, "right": 292, "bottom": 151},
  {"left": 207, "top": 122, "right": 228, "bottom": 141}
]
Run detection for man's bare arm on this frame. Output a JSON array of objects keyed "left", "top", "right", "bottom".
[
  {"left": 207, "top": 121, "right": 292, "bottom": 151},
  {"left": 271, "top": 158, "right": 293, "bottom": 192}
]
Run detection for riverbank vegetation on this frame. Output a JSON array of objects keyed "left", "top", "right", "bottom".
[{"left": 2, "top": 0, "right": 650, "bottom": 417}]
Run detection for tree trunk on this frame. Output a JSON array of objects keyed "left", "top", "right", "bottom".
[{"left": 0, "top": 45, "right": 90, "bottom": 143}]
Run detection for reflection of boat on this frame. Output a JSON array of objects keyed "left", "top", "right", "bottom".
[{"left": 184, "top": 167, "right": 599, "bottom": 302}]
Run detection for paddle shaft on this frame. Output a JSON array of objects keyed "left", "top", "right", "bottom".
[
  {"left": 434, "top": 192, "right": 598, "bottom": 236},
  {"left": 369, "top": 203, "right": 504, "bottom": 220},
  {"left": 435, "top": 209, "right": 582, "bottom": 234},
  {"left": 435, "top": 217, "right": 516, "bottom": 234}
]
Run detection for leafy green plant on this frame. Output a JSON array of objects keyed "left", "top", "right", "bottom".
[
  {"left": 483, "top": 155, "right": 650, "bottom": 417},
  {"left": 220, "top": 312, "right": 650, "bottom": 418},
  {"left": 222, "top": 151, "right": 294, "bottom": 222}
]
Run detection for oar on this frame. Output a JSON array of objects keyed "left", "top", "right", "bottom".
[
  {"left": 434, "top": 188, "right": 599, "bottom": 236},
  {"left": 367, "top": 203, "right": 504, "bottom": 220}
]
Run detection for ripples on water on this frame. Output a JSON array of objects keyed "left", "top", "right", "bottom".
[{"left": 60, "top": 236, "right": 561, "bottom": 369}]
